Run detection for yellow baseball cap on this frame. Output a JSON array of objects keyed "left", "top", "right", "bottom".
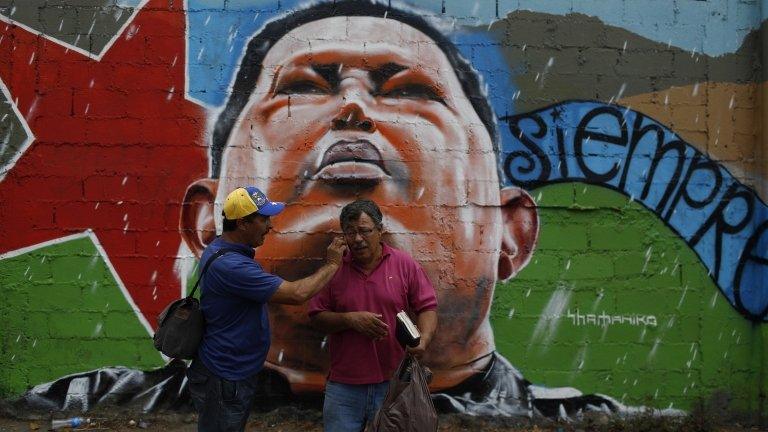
[{"left": 222, "top": 187, "right": 285, "bottom": 220}]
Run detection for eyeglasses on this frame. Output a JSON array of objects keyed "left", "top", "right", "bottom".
[{"left": 342, "top": 227, "right": 377, "bottom": 238}]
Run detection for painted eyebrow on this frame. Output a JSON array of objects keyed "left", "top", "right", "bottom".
[
  {"left": 311, "top": 64, "right": 341, "bottom": 90},
  {"left": 369, "top": 62, "right": 408, "bottom": 89}
]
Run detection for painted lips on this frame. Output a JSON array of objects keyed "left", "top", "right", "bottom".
[{"left": 315, "top": 140, "right": 389, "bottom": 183}]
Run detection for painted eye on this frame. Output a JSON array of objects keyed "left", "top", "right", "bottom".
[
  {"left": 380, "top": 84, "right": 444, "bottom": 103},
  {"left": 277, "top": 80, "right": 329, "bottom": 95}
]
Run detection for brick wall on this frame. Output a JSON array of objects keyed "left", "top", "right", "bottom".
[{"left": 0, "top": 0, "right": 765, "bottom": 418}]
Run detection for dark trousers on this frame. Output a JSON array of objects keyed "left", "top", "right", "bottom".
[{"left": 187, "top": 359, "right": 258, "bottom": 432}]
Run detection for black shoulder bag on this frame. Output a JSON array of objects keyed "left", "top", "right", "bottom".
[{"left": 153, "top": 248, "right": 232, "bottom": 359}]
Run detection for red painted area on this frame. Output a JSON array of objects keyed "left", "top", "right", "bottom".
[{"left": 0, "top": 0, "right": 208, "bottom": 327}]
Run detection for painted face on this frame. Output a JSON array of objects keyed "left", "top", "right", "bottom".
[{"left": 215, "top": 16, "right": 502, "bottom": 389}]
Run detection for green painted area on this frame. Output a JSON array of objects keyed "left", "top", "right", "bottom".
[
  {"left": 184, "top": 261, "right": 201, "bottom": 299},
  {"left": 0, "top": 235, "right": 164, "bottom": 397},
  {"left": 491, "top": 183, "right": 764, "bottom": 413}
]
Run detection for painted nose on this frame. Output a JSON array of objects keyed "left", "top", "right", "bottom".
[
  {"left": 331, "top": 83, "right": 376, "bottom": 132},
  {"left": 331, "top": 103, "right": 376, "bottom": 132}
]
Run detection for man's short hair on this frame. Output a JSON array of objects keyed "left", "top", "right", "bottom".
[
  {"left": 340, "top": 200, "right": 384, "bottom": 230},
  {"left": 210, "top": 0, "right": 499, "bottom": 179},
  {"left": 221, "top": 211, "right": 260, "bottom": 232}
]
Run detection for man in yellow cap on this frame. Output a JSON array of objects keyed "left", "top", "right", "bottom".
[{"left": 186, "top": 186, "right": 347, "bottom": 432}]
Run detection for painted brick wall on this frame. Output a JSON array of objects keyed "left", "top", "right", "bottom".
[{"left": 0, "top": 0, "right": 765, "bottom": 418}]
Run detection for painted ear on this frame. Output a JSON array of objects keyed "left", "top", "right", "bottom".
[
  {"left": 498, "top": 187, "right": 539, "bottom": 281},
  {"left": 180, "top": 178, "right": 218, "bottom": 258}
]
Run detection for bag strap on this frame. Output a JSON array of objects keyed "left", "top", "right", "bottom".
[{"left": 188, "top": 248, "right": 236, "bottom": 299}]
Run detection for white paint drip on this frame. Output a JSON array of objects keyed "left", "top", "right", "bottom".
[
  {"left": 92, "top": 322, "right": 103, "bottom": 337},
  {"left": 529, "top": 284, "right": 572, "bottom": 350},
  {"left": 641, "top": 246, "right": 652, "bottom": 273},
  {"left": 676, "top": 284, "right": 688, "bottom": 309},
  {"left": 647, "top": 337, "right": 661, "bottom": 362},
  {"left": 125, "top": 24, "right": 140, "bottom": 40}
]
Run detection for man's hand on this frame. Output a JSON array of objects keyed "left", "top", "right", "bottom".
[
  {"left": 326, "top": 236, "right": 347, "bottom": 266},
  {"left": 406, "top": 338, "right": 428, "bottom": 359},
  {"left": 269, "top": 237, "right": 348, "bottom": 305},
  {"left": 345, "top": 312, "right": 388, "bottom": 339},
  {"left": 406, "top": 310, "right": 436, "bottom": 359}
]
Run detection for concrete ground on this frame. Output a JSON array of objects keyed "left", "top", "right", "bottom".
[{"left": 0, "top": 408, "right": 764, "bottom": 432}]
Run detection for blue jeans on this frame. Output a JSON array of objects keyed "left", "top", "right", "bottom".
[
  {"left": 187, "top": 360, "right": 258, "bottom": 432},
  {"left": 323, "top": 381, "right": 389, "bottom": 432}
]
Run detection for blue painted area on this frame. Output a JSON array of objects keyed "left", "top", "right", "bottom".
[
  {"left": 500, "top": 101, "right": 768, "bottom": 321},
  {"left": 451, "top": 29, "right": 518, "bottom": 129},
  {"left": 187, "top": 1, "right": 282, "bottom": 106}
]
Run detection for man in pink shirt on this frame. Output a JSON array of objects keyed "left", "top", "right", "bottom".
[{"left": 309, "top": 199, "right": 438, "bottom": 432}]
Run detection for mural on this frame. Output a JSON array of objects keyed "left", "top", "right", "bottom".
[
  {"left": 0, "top": 0, "right": 765, "bottom": 419},
  {"left": 503, "top": 101, "right": 768, "bottom": 321}
]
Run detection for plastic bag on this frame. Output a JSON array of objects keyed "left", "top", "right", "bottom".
[{"left": 372, "top": 355, "right": 438, "bottom": 432}]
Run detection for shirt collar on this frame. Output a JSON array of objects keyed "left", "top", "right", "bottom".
[{"left": 212, "top": 236, "right": 255, "bottom": 258}]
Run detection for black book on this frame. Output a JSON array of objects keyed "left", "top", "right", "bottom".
[{"left": 395, "top": 311, "right": 421, "bottom": 348}]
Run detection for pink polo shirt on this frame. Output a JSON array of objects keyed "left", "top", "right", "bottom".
[{"left": 308, "top": 243, "right": 437, "bottom": 385}]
